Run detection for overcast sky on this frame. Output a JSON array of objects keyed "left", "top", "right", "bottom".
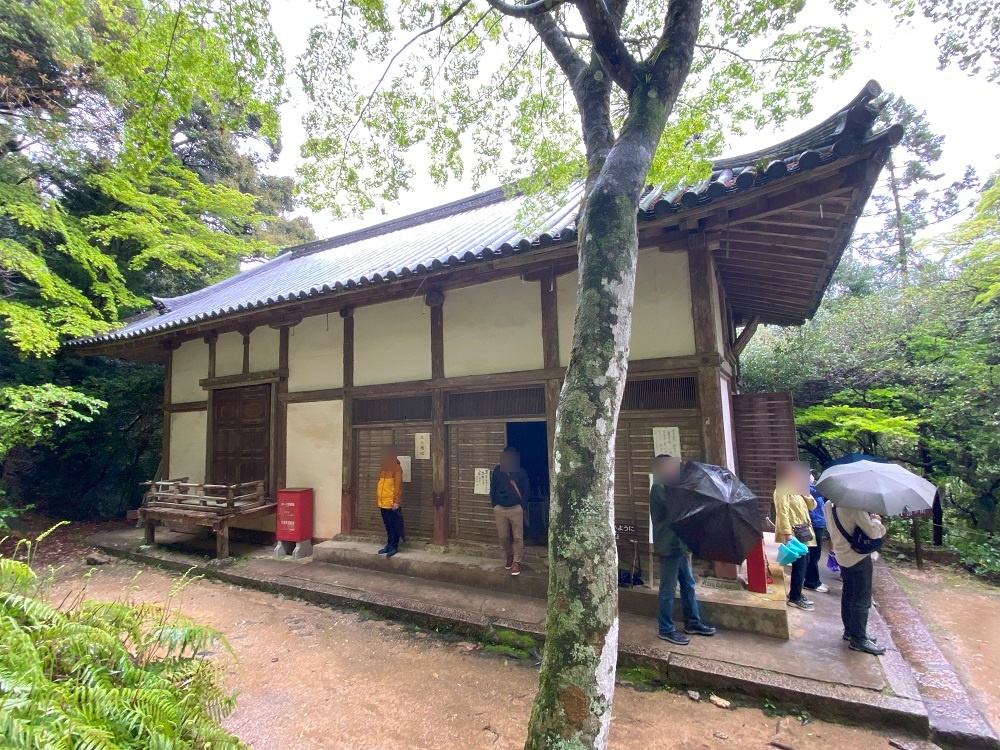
[{"left": 266, "top": 1, "right": 999, "bottom": 240}]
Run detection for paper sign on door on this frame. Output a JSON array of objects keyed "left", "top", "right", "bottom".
[
  {"left": 652, "top": 426, "right": 681, "bottom": 458},
  {"left": 398, "top": 456, "right": 412, "bottom": 483},
  {"left": 474, "top": 468, "right": 491, "bottom": 495}
]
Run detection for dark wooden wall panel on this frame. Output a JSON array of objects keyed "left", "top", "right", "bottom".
[{"left": 732, "top": 391, "right": 798, "bottom": 516}]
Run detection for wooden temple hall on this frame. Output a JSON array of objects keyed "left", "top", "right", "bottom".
[{"left": 72, "top": 82, "right": 901, "bottom": 555}]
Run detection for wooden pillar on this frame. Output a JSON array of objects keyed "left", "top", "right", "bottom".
[
  {"left": 161, "top": 342, "right": 175, "bottom": 479},
  {"left": 273, "top": 325, "right": 290, "bottom": 492},
  {"left": 240, "top": 327, "right": 252, "bottom": 374},
  {"left": 204, "top": 333, "right": 217, "bottom": 483},
  {"left": 690, "top": 237, "right": 733, "bottom": 578},
  {"left": 340, "top": 308, "right": 355, "bottom": 535},
  {"left": 427, "top": 290, "right": 448, "bottom": 546},
  {"left": 540, "top": 275, "right": 561, "bottom": 467}
]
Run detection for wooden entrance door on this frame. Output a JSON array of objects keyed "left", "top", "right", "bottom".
[
  {"left": 355, "top": 424, "right": 435, "bottom": 538},
  {"left": 448, "top": 421, "right": 508, "bottom": 543},
  {"left": 211, "top": 384, "right": 272, "bottom": 489}
]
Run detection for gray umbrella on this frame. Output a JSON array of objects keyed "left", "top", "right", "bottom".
[{"left": 815, "top": 462, "right": 936, "bottom": 516}]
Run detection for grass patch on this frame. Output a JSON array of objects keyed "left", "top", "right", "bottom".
[
  {"left": 616, "top": 665, "right": 670, "bottom": 691},
  {"left": 492, "top": 628, "right": 538, "bottom": 651},
  {"left": 483, "top": 643, "right": 531, "bottom": 659}
]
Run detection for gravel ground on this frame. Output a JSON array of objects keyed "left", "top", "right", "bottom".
[{"left": 41, "top": 556, "right": 908, "bottom": 750}]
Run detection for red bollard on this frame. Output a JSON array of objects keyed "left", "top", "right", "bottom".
[{"left": 746, "top": 540, "right": 768, "bottom": 593}]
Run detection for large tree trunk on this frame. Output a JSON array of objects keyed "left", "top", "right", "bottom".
[{"left": 523, "top": 90, "right": 670, "bottom": 740}]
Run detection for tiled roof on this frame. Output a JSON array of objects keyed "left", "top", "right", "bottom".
[{"left": 71, "top": 80, "right": 896, "bottom": 347}]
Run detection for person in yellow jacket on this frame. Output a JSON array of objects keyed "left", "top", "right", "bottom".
[
  {"left": 773, "top": 461, "right": 817, "bottom": 611},
  {"left": 376, "top": 445, "right": 404, "bottom": 557}
]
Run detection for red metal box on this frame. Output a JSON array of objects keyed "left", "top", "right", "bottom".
[{"left": 276, "top": 488, "right": 313, "bottom": 543}]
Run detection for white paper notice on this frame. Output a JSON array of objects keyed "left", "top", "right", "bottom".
[
  {"left": 652, "top": 426, "right": 681, "bottom": 458},
  {"left": 414, "top": 432, "right": 430, "bottom": 460},
  {"left": 474, "top": 468, "right": 491, "bottom": 495},
  {"left": 398, "top": 455, "right": 412, "bottom": 483}
]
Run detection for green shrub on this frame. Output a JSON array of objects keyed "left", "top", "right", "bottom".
[{"left": 0, "top": 538, "right": 244, "bottom": 749}]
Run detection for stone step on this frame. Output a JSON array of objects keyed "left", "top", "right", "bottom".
[{"left": 313, "top": 538, "right": 790, "bottom": 638}]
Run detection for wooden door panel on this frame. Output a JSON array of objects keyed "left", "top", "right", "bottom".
[
  {"left": 211, "top": 385, "right": 271, "bottom": 489},
  {"left": 354, "top": 424, "right": 435, "bottom": 538},
  {"left": 732, "top": 391, "right": 798, "bottom": 517},
  {"left": 448, "top": 422, "right": 508, "bottom": 543}
]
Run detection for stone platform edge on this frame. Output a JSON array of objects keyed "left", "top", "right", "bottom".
[
  {"left": 90, "top": 533, "right": 929, "bottom": 739},
  {"left": 873, "top": 561, "right": 1000, "bottom": 750}
]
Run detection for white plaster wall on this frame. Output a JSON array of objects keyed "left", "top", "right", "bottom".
[
  {"left": 215, "top": 331, "right": 243, "bottom": 377},
  {"left": 250, "top": 325, "right": 280, "bottom": 371},
  {"left": 444, "top": 277, "right": 544, "bottom": 377},
  {"left": 720, "top": 375, "right": 736, "bottom": 471},
  {"left": 288, "top": 313, "right": 344, "bottom": 392},
  {"left": 286, "top": 400, "right": 344, "bottom": 539},
  {"left": 168, "top": 411, "right": 206, "bottom": 482},
  {"left": 556, "top": 249, "right": 696, "bottom": 366},
  {"left": 354, "top": 297, "right": 431, "bottom": 386},
  {"left": 170, "top": 340, "right": 207, "bottom": 403}
]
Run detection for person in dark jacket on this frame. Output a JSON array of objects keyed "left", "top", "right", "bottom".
[
  {"left": 490, "top": 447, "right": 530, "bottom": 576},
  {"left": 804, "top": 475, "right": 829, "bottom": 594},
  {"left": 649, "top": 454, "right": 715, "bottom": 645}
]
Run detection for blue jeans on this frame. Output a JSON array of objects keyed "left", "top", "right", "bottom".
[{"left": 658, "top": 554, "right": 701, "bottom": 635}]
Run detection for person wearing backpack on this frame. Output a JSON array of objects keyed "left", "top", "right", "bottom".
[{"left": 825, "top": 503, "right": 886, "bottom": 655}]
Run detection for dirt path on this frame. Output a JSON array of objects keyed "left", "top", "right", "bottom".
[
  {"left": 42, "top": 560, "right": 910, "bottom": 750},
  {"left": 892, "top": 563, "right": 1000, "bottom": 734}
]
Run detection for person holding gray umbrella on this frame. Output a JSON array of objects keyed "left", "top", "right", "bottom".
[{"left": 817, "top": 459, "right": 936, "bottom": 656}]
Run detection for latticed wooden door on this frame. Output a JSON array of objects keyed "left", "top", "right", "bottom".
[{"left": 211, "top": 384, "right": 271, "bottom": 489}]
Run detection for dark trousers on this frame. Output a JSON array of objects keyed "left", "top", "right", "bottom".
[
  {"left": 841, "top": 555, "right": 874, "bottom": 643},
  {"left": 805, "top": 530, "right": 824, "bottom": 589},
  {"left": 380, "top": 508, "right": 403, "bottom": 550},
  {"left": 658, "top": 554, "right": 702, "bottom": 635},
  {"left": 788, "top": 554, "right": 807, "bottom": 602}
]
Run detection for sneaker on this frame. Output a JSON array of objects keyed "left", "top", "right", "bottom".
[
  {"left": 658, "top": 631, "right": 690, "bottom": 645},
  {"left": 849, "top": 638, "right": 886, "bottom": 656},
  {"left": 788, "top": 598, "right": 814, "bottom": 611},
  {"left": 511, "top": 562, "right": 521, "bottom": 576},
  {"left": 505, "top": 555, "right": 514, "bottom": 570},
  {"left": 377, "top": 546, "right": 390, "bottom": 554},
  {"left": 805, "top": 583, "right": 830, "bottom": 593},
  {"left": 843, "top": 633, "right": 878, "bottom": 642},
  {"left": 684, "top": 622, "right": 716, "bottom": 636},
  {"left": 799, "top": 596, "right": 814, "bottom": 607},
  {"left": 386, "top": 547, "right": 398, "bottom": 558}
]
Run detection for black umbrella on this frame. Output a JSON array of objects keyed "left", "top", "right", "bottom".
[{"left": 660, "top": 462, "right": 763, "bottom": 564}]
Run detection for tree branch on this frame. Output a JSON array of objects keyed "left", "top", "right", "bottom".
[
  {"left": 575, "top": 0, "right": 638, "bottom": 91},
  {"left": 648, "top": 0, "right": 702, "bottom": 91},
  {"left": 694, "top": 43, "right": 813, "bottom": 67},
  {"left": 525, "top": 12, "right": 587, "bottom": 94},
  {"left": 484, "top": 0, "right": 567, "bottom": 19},
  {"left": 339, "top": 0, "right": 473, "bottom": 166}
]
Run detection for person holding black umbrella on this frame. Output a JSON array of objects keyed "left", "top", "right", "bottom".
[{"left": 650, "top": 454, "right": 716, "bottom": 645}]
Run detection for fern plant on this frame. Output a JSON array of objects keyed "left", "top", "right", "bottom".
[{"left": 0, "top": 531, "right": 246, "bottom": 749}]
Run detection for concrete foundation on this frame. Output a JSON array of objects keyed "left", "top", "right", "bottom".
[{"left": 315, "top": 537, "right": 791, "bottom": 639}]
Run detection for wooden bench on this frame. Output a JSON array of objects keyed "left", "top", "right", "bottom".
[{"left": 139, "top": 479, "right": 275, "bottom": 558}]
